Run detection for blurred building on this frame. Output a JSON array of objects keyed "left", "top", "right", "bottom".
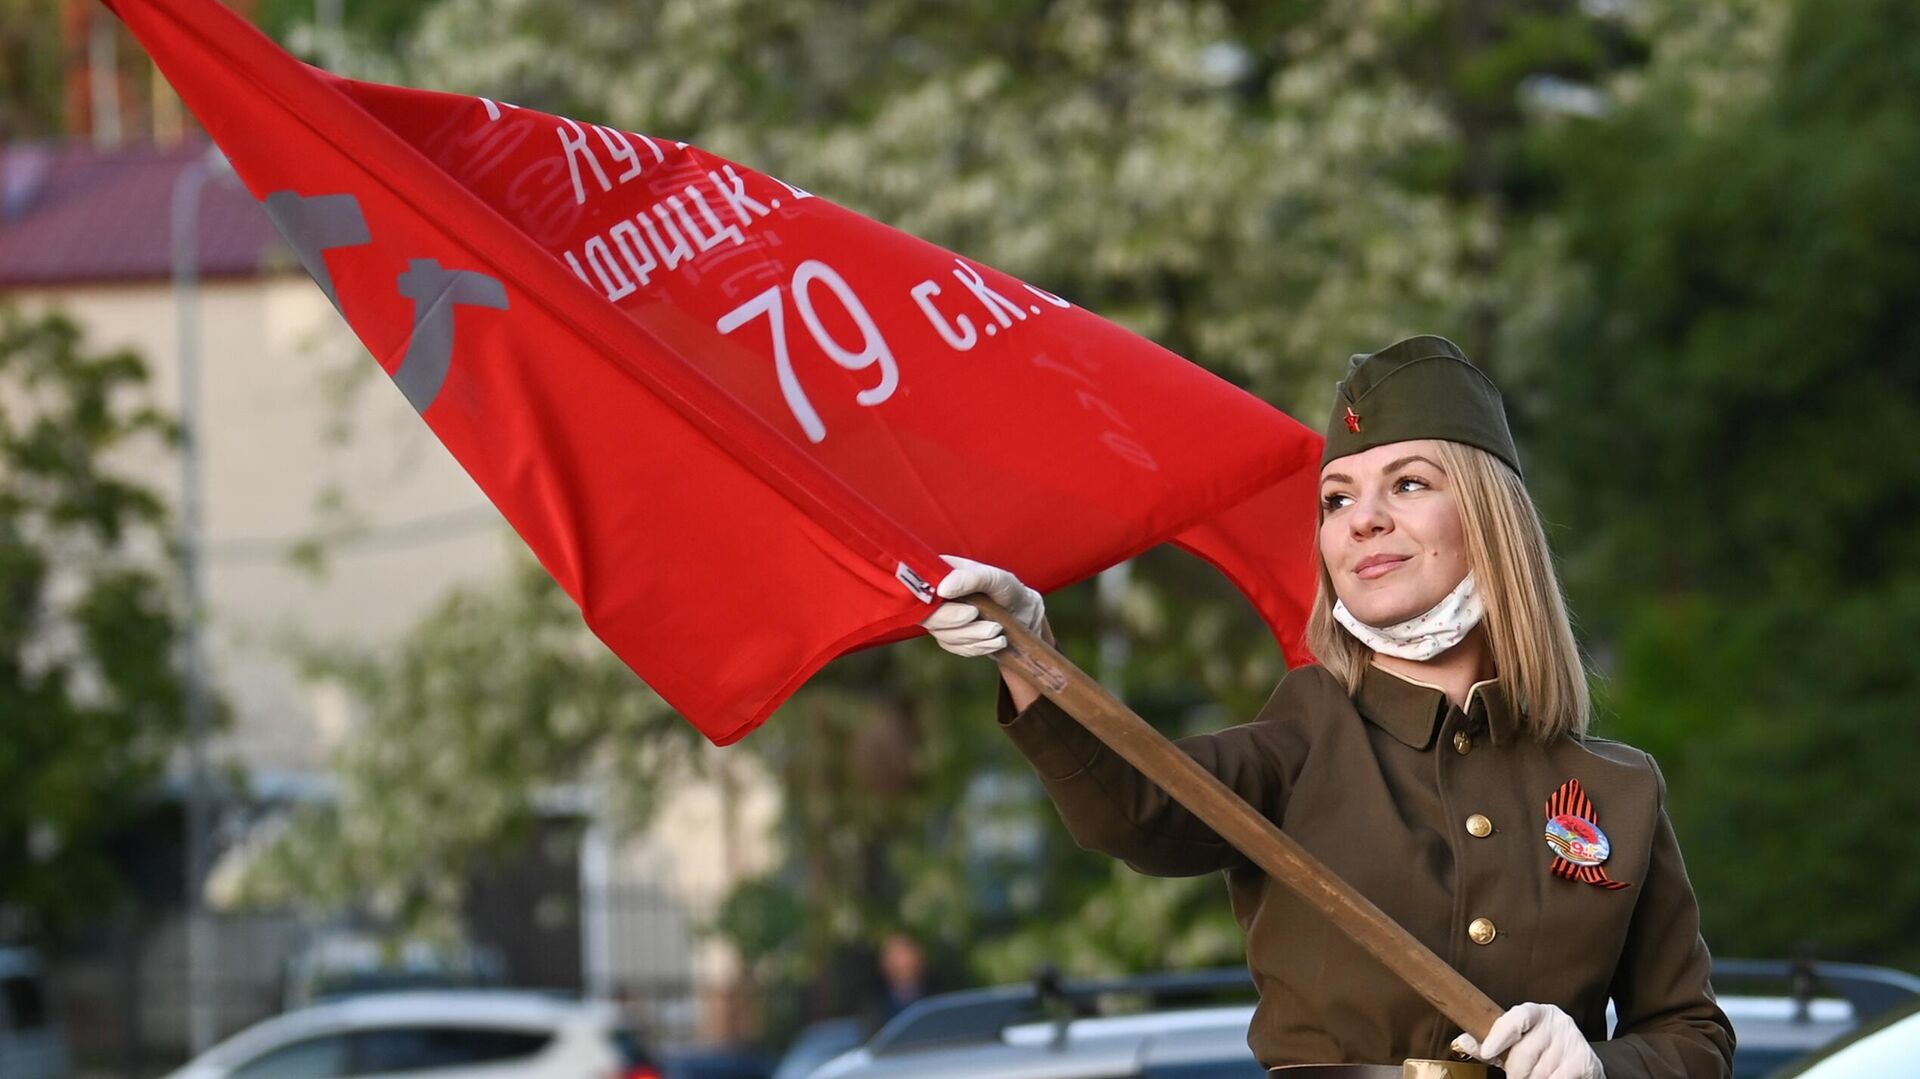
[
  {"left": 1, "top": 8, "right": 782, "bottom": 1062},
  {"left": 1, "top": 135, "right": 510, "bottom": 774}
]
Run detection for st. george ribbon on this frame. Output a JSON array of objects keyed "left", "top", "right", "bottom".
[{"left": 106, "top": 0, "right": 1324, "bottom": 744}]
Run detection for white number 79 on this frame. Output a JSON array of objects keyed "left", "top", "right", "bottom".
[{"left": 716, "top": 259, "right": 899, "bottom": 444}]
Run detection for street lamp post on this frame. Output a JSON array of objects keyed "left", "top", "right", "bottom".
[{"left": 171, "top": 144, "right": 235, "bottom": 1058}]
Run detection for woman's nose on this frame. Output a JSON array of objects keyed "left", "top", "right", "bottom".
[{"left": 1348, "top": 493, "right": 1393, "bottom": 536}]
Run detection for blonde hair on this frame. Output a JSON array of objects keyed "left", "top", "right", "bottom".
[{"left": 1305, "top": 441, "right": 1591, "bottom": 740}]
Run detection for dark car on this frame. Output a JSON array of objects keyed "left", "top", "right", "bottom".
[
  {"left": 664, "top": 1045, "right": 776, "bottom": 1079},
  {"left": 0, "top": 949, "right": 71, "bottom": 1079},
  {"left": 773, "top": 1018, "right": 869, "bottom": 1079}
]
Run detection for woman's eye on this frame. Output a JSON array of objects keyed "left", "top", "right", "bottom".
[
  {"left": 1394, "top": 476, "right": 1429, "bottom": 494},
  {"left": 1321, "top": 493, "right": 1352, "bottom": 511}
]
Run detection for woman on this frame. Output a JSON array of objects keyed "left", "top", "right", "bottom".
[{"left": 921, "top": 336, "right": 1734, "bottom": 1079}]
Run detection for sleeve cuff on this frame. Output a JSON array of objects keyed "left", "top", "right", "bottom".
[{"left": 996, "top": 679, "right": 1107, "bottom": 780}]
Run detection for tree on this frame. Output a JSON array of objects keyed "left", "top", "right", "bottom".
[
  {"left": 1527, "top": 0, "right": 1920, "bottom": 965},
  {"left": 228, "top": 550, "right": 701, "bottom": 942},
  {"left": 0, "top": 0, "right": 71, "bottom": 138},
  {"left": 259, "top": 0, "right": 438, "bottom": 69},
  {"left": 0, "top": 305, "right": 192, "bottom": 939}
]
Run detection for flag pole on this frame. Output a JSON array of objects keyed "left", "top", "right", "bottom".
[{"left": 969, "top": 596, "right": 1506, "bottom": 1041}]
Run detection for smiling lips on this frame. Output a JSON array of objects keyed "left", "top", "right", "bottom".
[{"left": 1353, "top": 554, "right": 1411, "bottom": 580}]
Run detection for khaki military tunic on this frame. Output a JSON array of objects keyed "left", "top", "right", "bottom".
[{"left": 999, "top": 662, "right": 1734, "bottom": 1077}]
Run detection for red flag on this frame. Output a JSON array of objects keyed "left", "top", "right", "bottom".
[{"left": 108, "top": 0, "right": 1322, "bottom": 744}]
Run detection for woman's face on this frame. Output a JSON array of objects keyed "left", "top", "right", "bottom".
[{"left": 1318, "top": 439, "right": 1472, "bottom": 628}]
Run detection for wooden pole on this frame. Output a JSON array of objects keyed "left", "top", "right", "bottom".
[{"left": 970, "top": 596, "right": 1505, "bottom": 1040}]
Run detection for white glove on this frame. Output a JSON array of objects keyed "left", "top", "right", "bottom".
[
  {"left": 918, "top": 555, "right": 1046, "bottom": 657},
  {"left": 1452, "top": 1003, "right": 1602, "bottom": 1079}
]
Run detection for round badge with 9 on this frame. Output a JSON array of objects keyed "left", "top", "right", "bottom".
[{"left": 1545, "top": 813, "right": 1611, "bottom": 867}]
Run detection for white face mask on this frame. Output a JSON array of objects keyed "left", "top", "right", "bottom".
[{"left": 1332, "top": 572, "right": 1484, "bottom": 661}]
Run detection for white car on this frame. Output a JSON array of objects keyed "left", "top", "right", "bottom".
[
  {"left": 163, "top": 990, "right": 661, "bottom": 1079},
  {"left": 1777, "top": 1000, "right": 1920, "bottom": 1077}
]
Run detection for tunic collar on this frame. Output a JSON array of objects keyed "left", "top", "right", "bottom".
[{"left": 1355, "top": 663, "right": 1523, "bottom": 749}]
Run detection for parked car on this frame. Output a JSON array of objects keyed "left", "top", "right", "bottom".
[
  {"left": 282, "top": 930, "right": 508, "bottom": 1009},
  {"left": 163, "top": 990, "right": 662, "bottom": 1079},
  {"left": 1772, "top": 997, "right": 1920, "bottom": 1077},
  {"left": 662, "top": 1045, "right": 776, "bottom": 1079},
  {"left": 797, "top": 961, "right": 1920, "bottom": 1079},
  {"left": 806, "top": 968, "right": 1263, "bottom": 1079},
  {"left": 0, "top": 948, "right": 71, "bottom": 1079},
  {"left": 772, "top": 1018, "right": 868, "bottom": 1079},
  {"left": 1711, "top": 959, "right": 1920, "bottom": 1078}
]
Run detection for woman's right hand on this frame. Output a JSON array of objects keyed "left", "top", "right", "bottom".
[
  {"left": 920, "top": 556, "right": 1052, "bottom": 711},
  {"left": 919, "top": 555, "right": 1047, "bottom": 656}
]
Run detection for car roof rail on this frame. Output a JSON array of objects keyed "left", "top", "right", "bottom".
[
  {"left": 1714, "top": 958, "right": 1920, "bottom": 1022},
  {"left": 865, "top": 966, "right": 1255, "bottom": 1057}
]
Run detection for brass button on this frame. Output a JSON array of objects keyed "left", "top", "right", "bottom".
[
  {"left": 1468, "top": 917, "right": 1497, "bottom": 945},
  {"left": 1453, "top": 729, "right": 1472, "bottom": 755},
  {"left": 1466, "top": 813, "right": 1493, "bottom": 838}
]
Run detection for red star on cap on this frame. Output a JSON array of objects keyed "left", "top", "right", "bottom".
[{"left": 1344, "top": 407, "right": 1361, "bottom": 433}]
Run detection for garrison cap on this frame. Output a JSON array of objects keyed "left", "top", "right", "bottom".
[{"left": 1321, "top": 334, "right": 1521, "bottom": 476}]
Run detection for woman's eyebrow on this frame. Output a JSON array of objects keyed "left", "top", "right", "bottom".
[
  {"left": 1382, "top": 454, "right": 1443, "bottom": 474},
  {"left": 1320, "top": 473, "right": 1352, "bottom": 485}
]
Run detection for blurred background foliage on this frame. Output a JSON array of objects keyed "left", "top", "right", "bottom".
[
  {"left": 1529, "top": 0, "right": 1920, "bottom": 962},
  {"left": 0, "top": 307, "right": 197, "bottom": 938},
  {"left": 8, "top": 0, "right": 1918, "bottom": 1048},
  {"left": 0, "top": 0, "right": 65, "bottom": 138}
]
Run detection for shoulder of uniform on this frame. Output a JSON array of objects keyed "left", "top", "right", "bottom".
[
  {"left": 1277, "top": 662, "right": 1347, "bottom": 704},
  {"left": 1574, "top": 735, "right": 1652, "bottom": 767},
  {"left": 1251, "top": 663, "right": 1347, "bottom": 726},
  {"left": 1569, "top": 736, "right": 1668, "bottom": 801}
]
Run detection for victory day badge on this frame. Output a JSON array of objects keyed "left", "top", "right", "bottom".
[{"left": 1545, "top": 779, "right": 1631, "bottom": 890}]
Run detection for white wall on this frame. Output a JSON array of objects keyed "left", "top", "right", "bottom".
[{"left": 10, "top": 276, "right": 509, "bottom": 772}]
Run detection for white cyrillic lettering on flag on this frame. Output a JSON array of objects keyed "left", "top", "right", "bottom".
[
  {"left": 562, "top": 250, "right": 593, "bottom": 287},
  {"left": 641, "top": 204, "right": 695, "bottom": 271},
  {"left": 608, "top": 218, "right": 658, "bottom": 288},
  {"left": 769, "top": 174, "right": 815, "bottom": 202},
  {"left": 666, "top": 187, "right": 744, "bottom": 252},
  {"left": 633, "top": 132, "right": 667, "bottom": 164},
  {"left": 711, "top": 165, "right": 772, "bottom": 224},
  {"left": 911, "top": 280, "right": 978, "bottom": 351},
  {"left": 559, "top": 117, "right": 612, "bottom": 205},
  {"left": 583, "top": 235, "right": 636, "bottom": 300},
  {"left": 951, "top": 259, "right": 1028, "bottom": 327},
  {"left": 594, "top": 124, "right": 645, "bottom": 183},
  {"left": 1024, "top": 282, "right": 1073, "bottom": 309}
]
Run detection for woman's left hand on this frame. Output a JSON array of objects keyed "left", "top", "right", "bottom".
[{"left": 1451, "top": 1002, "right": 1603, "bottom": 1079}]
